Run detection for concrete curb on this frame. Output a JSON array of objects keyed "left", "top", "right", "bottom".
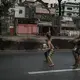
[
  {"left": 1, "top": 36, "right": 74, "bottom": 41},
  {"left": 0, "top": 36, "right": 75, "bottom": 50},
  {"left": 0, "top": 49, "right": 72, "bottom": 55}
]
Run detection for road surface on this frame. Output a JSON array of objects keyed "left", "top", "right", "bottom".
[{"left": 0, "top": 50, "right": 80, "bottom": 80}]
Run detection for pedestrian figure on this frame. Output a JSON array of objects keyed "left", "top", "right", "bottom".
[
  {"left": 69, "top": 35, "right": 80, "bottom": 69},
  {"left": 44, "top": 32, "right": 54, "bottom": 67},
  {"left": 0, "top": 38, "right": 4, "bottom": 50}
]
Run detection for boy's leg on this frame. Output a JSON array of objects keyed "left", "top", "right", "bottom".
[
  {"left": 77, "top": 51, "right": 80, "bottom": 65},
  {"left": 77, "top": 49, "right": 80, "bottom": 64},
  {"left": 72, "top": 51, "right": 78, "bottom": 66},
  {"left": 47, "top": 56, "right": 54, "bottom": 66},
  {"left": 73, "top": 55, "right": 79, "bottom": 69},
  {"left": 47, "top": 50, "right": 54, "bottom": 66},
  {"left": 74, "top": 49, "right": 80, "bottom": 66},
  {"left": 73, "top": 51, "right": 79, "bottom": 69},
  {"left": 78, "top": 55, "right": 80, "bottom": 64},
  {"left": 44, "top": 51, "right": 48, "bottom": 62}
]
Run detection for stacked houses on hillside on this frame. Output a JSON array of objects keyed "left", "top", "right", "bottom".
[{"left": 8, "top": 0, "right": 55, "bottom": 35}]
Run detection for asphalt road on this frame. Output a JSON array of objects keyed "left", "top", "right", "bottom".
[{"left": 0, "top": 50, "right": 80, "bottom": 80}]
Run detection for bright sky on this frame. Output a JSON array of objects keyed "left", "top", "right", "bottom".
[
  {"left": 33, "top": 0, "right": 80, "bottom": 3},
  {"left": 42, "top": 0, "right": 80, "bottom": 3}
]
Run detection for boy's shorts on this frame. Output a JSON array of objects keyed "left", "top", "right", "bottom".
[{"left": 48, "top": 49, "right": 54, "bottom": 56}]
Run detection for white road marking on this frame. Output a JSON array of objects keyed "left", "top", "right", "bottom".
[{"left": 28, "top": 68, "right": 80, "bottom": 75}]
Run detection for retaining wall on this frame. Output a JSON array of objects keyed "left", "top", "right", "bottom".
[{"left": 0, "top": 38, "right": 74, "bottom": 50}]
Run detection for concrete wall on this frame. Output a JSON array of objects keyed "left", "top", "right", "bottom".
[
  {"left": 0, "top": 38, "right": 74, "bottom": 50},
  {"left": 52, "top": 39, "right": 74, "bottom": 49}
]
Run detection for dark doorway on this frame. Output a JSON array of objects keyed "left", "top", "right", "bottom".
[{"left": 39, "top": 26, "right": 49, "bottom": 35}]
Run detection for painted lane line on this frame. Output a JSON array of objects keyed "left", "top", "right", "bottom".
[{"left": 28, "top": 68, "right": 80, "bottom": 75}]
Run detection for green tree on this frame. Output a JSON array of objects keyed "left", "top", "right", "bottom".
[
  {"left": 36, "top": 0, "right": 50, "bottom": 14},
  {"left": 0, "top": 0, "right": 15, "bottom": 35},
  {"left": 1, "top": 0, "right": 14, "bottom": 16}
]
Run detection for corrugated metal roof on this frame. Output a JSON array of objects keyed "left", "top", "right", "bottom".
[
  {"left": 61, "top": 23, "right": 76, "bottom": 27},
  {"left": 36, "top": 7, "right": 55, "bottom": 14},
  {"left": 38, "top": 21, "right": 52, "bottom": 26}
]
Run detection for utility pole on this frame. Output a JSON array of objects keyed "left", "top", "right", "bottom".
[
  {"left": 79, "top": 3, "right": 80, "bottom": 16},
  {"left": 0, "top": 2, "right": 2, "bottom": 35},
  {"left": 78, "top": 3, "right": 80, "bottom": 29},
  {"left": 58, "top": 0, "right": 62, "bottom": 36},
  {"left": 58, "top": 0, "right": 62, "bottom": 16}
]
